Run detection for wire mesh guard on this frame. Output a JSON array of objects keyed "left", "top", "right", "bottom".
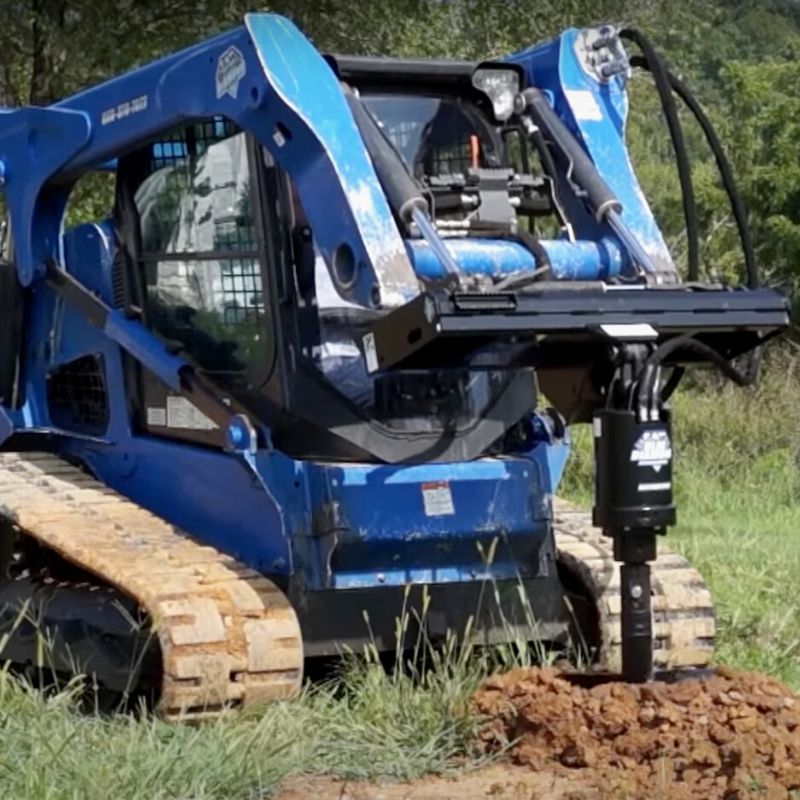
[{"left": 137, "top": 118, "right": 266, "bottom": 374}]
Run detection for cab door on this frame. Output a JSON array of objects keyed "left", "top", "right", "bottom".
[{"left": 114, "top": 116, "right": 278, "bottom": 447}]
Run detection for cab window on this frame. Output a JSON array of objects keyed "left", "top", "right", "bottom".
[
  {"left": 363, "top": 94, "right": 504, "bottom": 178},
  {"left": 125, "top": 118, "right": 271, "bottom": 381}
]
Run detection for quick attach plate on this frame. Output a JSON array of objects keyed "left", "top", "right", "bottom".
[{"left": 362, "top": 286, "right": 789, "bottom": 373}]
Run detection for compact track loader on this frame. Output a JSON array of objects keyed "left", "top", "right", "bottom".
[{"left": 0, "top": 14, "right": 787, "bottom": 719}]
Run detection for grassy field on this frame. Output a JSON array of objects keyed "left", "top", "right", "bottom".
[{"left": 1, "top": 354, "right": 800, "bottom": 799}]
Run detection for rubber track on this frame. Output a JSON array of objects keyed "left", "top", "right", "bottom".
[
  {"left": 0, "top": 453, "right": 303, "bottom": 721},
  {"left": 553, "top": 498, "right": 715, "bottom": 672}
]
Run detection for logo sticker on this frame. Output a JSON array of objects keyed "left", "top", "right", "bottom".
[
  {"left": 630, "top": 430, "right": 672, "bottom": 473},
  {"left": 216, "top": 46, "right": 246, "bottom": 100}
]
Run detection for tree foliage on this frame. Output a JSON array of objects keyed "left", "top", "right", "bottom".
[{"left": 2, "top": 0, "right": 800, "bottom": 293}]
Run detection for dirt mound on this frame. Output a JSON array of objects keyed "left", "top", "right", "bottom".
[{"left": 473, "top": 666, "right": 800, "bottom": 799}]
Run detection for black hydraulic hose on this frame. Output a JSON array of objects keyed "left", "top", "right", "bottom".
[
  {"left": 345, "top": 93, "right": 428, "bottom": 227},
  {"left": 526, "top": 122, "right": 573, "bottom": 235},
  {"left": 621, "top": 29, "right": 700, "bottom": 282},
  {"left": 660, "top": 65, "right": 758, "bottom": 289},
  {"left": 521, "top": 87, "right": 621, "bottom": 221},
  {"left": 515, "top": 229, "right": 552, "bottom": 271},
  {"left": 659, "top": 365, "right": 685, "bottom": 402},
  {"left": 521, "top": 87, "right": 659, "bottom": 273},
  {"left": 345, "top": 90, "right": 460, "bottom": 275},
  {"left": 636, "top": 334, "right": 756, "bottom": 420}
]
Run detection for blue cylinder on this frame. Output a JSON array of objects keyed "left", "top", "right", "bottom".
[
  {"left": 540, "top": 238, "right": 623, "bottom": 280},
  {"left": 406, "top": 236, "right": 623, "bottom": 281}
]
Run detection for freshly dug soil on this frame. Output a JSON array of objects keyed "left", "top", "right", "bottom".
[{"left": 473, "top": 666, "right": 800, "bottom": 799}]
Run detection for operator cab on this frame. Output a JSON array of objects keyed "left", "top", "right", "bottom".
[{"left": 111, "top": 57, "right": 550, "bottom": 463}]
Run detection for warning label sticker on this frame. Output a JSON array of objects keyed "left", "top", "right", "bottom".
[
  {"left": 362, "top": 332, "right": 379, "bottom": 373},
  {"left": 166, "top": 396, "right": 218, "bottom": 430},
  {"left": 146, "top": 407, "right": 167, "bottom": 427},
  {"left": 564, "top": 89, "right": 603, "bottom": 121},
  {"left": 421, "top": 481, "right": 455, "bottom": 517}
]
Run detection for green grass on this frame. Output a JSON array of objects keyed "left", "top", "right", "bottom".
[
  {"left": 2, "top": 353, "right": 800, "bottom": 798},
  {"left": 669, "top": 359, "right": 800, "bottom": 690},
  {"left": 0, "top": 654, "right": 484, "bottom": 799}
]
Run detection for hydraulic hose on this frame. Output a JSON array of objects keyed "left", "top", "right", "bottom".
[
  {"left": 622, "top": 31, "right": 761, "bottom": 401},
  {"left": 624, "top": 32, "right": 757, "bottom": 290},
  {"left": 659, "top": 365, "right": 685, "bottom": 403},
  {"left": 346, "top": 93, "right": 428, "bottom": 226},
  {"left": 525, "top": 119, "right": 575, "bottom": 240},
  {"left": 519, "top": 88, "right": 657, "bottom": 274},
  {"left": 520, "top": 88, "right": 621, "bottom": 221},
  {"left": 345, "top": 90, "right": 459, "bottom": 275},
  {"left": 635, "top": 335, "right": 756, "bottom": 421},
  {"left": 659, "top": 65, "right": 758, "bottom": 289},
  {"left": 620, "top": 29, "right": 700, "bottom": 282}
]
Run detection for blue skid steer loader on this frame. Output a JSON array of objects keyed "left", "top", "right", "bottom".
[{"left": 0, "top": 14, "right": 787, "bottom": 719}]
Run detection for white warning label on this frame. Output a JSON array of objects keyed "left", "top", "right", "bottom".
[
  {"left": 564, "top": 89, "right": 603, "bottom": 121},
  {"left": 146, "top": 406, "right": 167, "bottom": 427},
  {"left": 422, "top": 481, "right": 455, "bottom": 517},
  {"left": 166, "top": 396, "right": 218, "bottom": 430},
  {"left": 362, "top": 332, "right": 379, "bottom": 373}
]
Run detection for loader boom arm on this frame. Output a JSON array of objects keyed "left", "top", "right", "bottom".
[{"left": 0, "top": 14, "right": 418, "bottom": 307}]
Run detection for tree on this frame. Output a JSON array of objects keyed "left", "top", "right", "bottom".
[
  {"left": 719, "top": 60, "right": 800, "bottom": 291},
  {"left": 2, "top": 0, "right": 800, "bottom": 300}
]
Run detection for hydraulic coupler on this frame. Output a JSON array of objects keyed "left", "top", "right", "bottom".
[{"left": 593, "top": 407, "right": 675, "bottom": 682}]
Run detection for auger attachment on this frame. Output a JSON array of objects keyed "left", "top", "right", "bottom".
[{"left": 593, "top": 345, "right": 676, "bottom": 682}]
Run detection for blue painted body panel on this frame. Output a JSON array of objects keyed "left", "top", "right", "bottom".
[
  {"left": 62, "top": 434, "right": 567, "bottom": 589},
  {"left": 2, "top": 15, "right": 419, "bottom": 305},
  {"left": 44, "top": 227, "right": 571, "bottom": 589},
  {"left": 298, "top": 446, "right": 567, "bottom": 589}
]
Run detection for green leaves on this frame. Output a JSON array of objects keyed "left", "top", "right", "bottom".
[
  {"left": 4, "top": 0, "right": 800, "bottom": 296},
  {"left": 717, "top": 59, "right": 800, "bottom": 286}
]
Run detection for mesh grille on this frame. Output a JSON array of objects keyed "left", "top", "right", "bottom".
[
  {"left": 137, "top": 118, "right": 266, "bottom": 376},
  {"left": 149, "top": 118, "right": 238, "bottom": 172},
  {"left": 416, "top": 140, "right": 473, "bottom": 178},
  {"left": 220, "top": 259, "right": 263, "bottom": 325},
  {"left": 151, "top": 132, "right": 188, "bottom": 170},
  {"left": 47, "top": 356, "right": 109, "bottom": 436}
]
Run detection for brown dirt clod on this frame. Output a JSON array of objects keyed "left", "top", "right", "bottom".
[{"left": 472, "top": 667, "right": 800, "bottom": 800}]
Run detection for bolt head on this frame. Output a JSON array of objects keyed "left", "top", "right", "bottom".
[{"left": 226, "top": 420, "right": 247, "bottom": 449}]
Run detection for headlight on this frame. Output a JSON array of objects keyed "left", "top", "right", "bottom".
[{"left": 471, "top": 66, "right": 520, "bottom": 122}]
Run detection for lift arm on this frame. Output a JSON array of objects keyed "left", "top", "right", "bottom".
[{"left": 0, "top": 14, "right": 418, "bottom": 307}]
